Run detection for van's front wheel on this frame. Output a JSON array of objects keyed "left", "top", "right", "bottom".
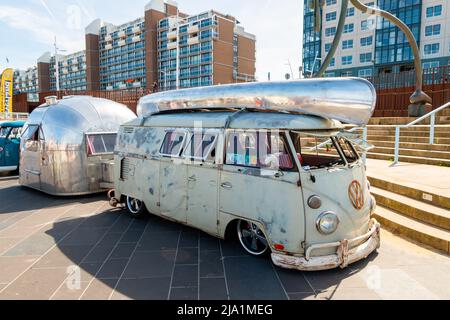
[
  {"left": 237, "top": 220, "right": 269, "bottom": 256},
  {"left": 125, "top": 196, "right": 147, "bottom": 218}
]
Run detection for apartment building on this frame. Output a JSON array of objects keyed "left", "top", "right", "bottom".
[
  {"left": 49, "top": 50, "right": 87, "bottom": 91},
  {"left": 14, "top": 0, "right": 256, "bottom": 93},
  {"left": 13, "top": 67, "right": 38, "bottom": 94},
  {"left": 302, "top": 0, "right": 450, "bottom": 77},
  {"left": 157, "top": 10, "right": 256, "bottom": 90}
]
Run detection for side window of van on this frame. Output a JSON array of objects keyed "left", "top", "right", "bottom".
[
  {"left": 160, "top": 130, "right": 187, "bottom": 158},
  {"left": 225, "top": 131, "right": 294, "bottom": 170},
  {"left": 184, "top": 132, "right": 218, "bottom": 162}
]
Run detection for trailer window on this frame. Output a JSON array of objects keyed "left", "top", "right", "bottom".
[
  {"left": 225, "top": 130, "right": 294, "bottom": 170},
  {"left": 21, "top": 125, "right": 42, "bottom": 141},
  {"left": 184, "top": 132, "right": 218, "bottom": 162},
  {"left": 160, "top": 131, "right": 187, "bottom": 158},
  {"left": 86, "top": 133, "right": 117, "bottom": 156}
]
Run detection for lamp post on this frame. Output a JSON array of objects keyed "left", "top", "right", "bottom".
[
  {"left": 54, "top": 37, "right": 67, "bottom": 92},
  {"left": 308, "top": 0, "right": 432, "bottom": 112}
]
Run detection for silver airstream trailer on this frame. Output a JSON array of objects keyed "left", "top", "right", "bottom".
[
  {"left": 110, "top": 78, "right": 381, "bottom": 271},
  {"left": 19, "top": 96, "right": 136, "bottom": 196}
]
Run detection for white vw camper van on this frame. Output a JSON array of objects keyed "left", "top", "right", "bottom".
[{"left": 110, "top": 79, "right": 380, "bottom": 271}]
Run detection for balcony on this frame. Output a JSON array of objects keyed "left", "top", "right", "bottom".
[
  {"left": 118, "top": 31, "right": 126, "bottom": 38},
  {"left": 167, "top": 41, "right": 177, "bottom": 50},
  {"left": 105, "top": 44, "right": 113, "bottom": 50},
  {"left": 118, "top": 40, "right": 126, "bottom": 46},
  {"left": 132, "top": 26, "right": 140, "bottom": 33},
  {"left": 105, "top": 35, "right": 112, "bottom": 42},
  {"left": 188, "top": 25, "right": 199, "bottom": 34},
  {"left": 132, "top": 36, "right": 140, "bottom": 43},
  {"left": 188, "top": 37, "right": 199, "bottom": 45},
  {"left": 167, "top": 31, "right": 177, "bottom": 39}
]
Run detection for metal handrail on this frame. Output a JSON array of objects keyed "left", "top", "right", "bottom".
[{"left": 393, "top": 101, "right": 450, "bottom": 164}]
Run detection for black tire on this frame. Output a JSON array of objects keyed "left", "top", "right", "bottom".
[
  {"left": 237, "top": 220, "right": 269, "bottom": 256},
  {"left": 125, "top": 196, "right": 148, "bottom": 218}
]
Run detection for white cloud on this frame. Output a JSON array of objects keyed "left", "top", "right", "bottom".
[{"left": 0, "top": 5, "right": 85, "bottom": 54}]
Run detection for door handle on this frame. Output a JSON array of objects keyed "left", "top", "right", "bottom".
[
  {"left": 188, "top": 175, "right": 197, "bottom": 182},
  {"left": 221, "top": 182, "right": 233, "bottom": 189}
]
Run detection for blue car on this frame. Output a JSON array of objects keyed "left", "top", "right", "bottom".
[{"left": 0, "top": 121, "right": 25, "bottom": 173}]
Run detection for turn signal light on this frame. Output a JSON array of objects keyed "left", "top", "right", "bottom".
[{"left": 274, "top": 244, "right": 285, "bottom": 251}]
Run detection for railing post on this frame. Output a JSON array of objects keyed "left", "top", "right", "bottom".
[
  {"left": 362, "top": 126, "right": 368, "bottom": 165},
  {"left": 394, "top": 126, "right": 400, "bottom": 165},
  {"left": 429, "top": 113, "right": 436, "bottom": 145}
]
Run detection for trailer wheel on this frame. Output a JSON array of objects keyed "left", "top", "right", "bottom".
[
  {"left": 237, "top": 220, "right": 269, "bottom": 256},
  {"left": 125, "top": 196, "right": 147, "bottom": 218}
]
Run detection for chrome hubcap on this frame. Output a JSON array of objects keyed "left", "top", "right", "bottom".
[
  {"left": 127, "top": 197, "right": 143, "bottom": 215},
  {"left": 237, "top": 220, "right": 269, "bottom": 256}
]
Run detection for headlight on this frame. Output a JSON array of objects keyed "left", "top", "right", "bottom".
[{"left": 316, "top": 211, "right": 340, "bottom": 235}]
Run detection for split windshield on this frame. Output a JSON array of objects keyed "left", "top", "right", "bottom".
[{"left": 291, "top": 132, "right": 359, "bottom": 170}]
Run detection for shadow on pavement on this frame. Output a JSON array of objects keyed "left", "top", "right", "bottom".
[{"left": 45, "top": 205, "right": 376, "bottom": 300}]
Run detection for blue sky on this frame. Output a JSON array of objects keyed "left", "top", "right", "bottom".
[{"left": 0, "top": 0, "right": 303, "bottom": 81}]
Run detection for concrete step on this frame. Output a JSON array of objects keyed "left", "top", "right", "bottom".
[
  {"left": 368, "top": 141, "right": 450, "bottom": 152},
  {"left": 367, "top": 130, "right": 450, "bottom": 138},
  {"left": 371, "top": 147, "right": 450, "bottom": 160},
  {"left": 373, "top": 206, "right": 450, "bottom": 253},
  {"left": 367, "top": 152, "right": 450, "bottom": 166},
  {"left": 369, "top": 118, "right": 417, "bottom": 125},
  {"left": 368, "top": 176, "right": 450, "bottom": 210},
  {"left": 371, "top": 187, "right": 450, "bottom": 230},
  {"left": 367, "top": 135, "right": 450, "bottom": 144},
  {"left": 364, "top": 125, "right": 450, "bottom": 132}
]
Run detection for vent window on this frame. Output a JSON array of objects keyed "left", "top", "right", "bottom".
[{"left": 120, "top": 158, "right": 130, "bottom": 180}]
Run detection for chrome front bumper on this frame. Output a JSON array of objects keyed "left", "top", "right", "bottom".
[{"left": 271, "top": 219, "right": 381, "bottom": 272}]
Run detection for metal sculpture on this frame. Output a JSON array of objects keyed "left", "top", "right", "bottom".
[{"left": 308, "top": 0, "right": 432, "bottom": 113}]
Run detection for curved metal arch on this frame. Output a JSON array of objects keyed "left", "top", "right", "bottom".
[{"left": 310, "top": 0, "right": 432, "bottom": 106}]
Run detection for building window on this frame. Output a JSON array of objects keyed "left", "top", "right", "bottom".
[
  {"left": 342, "top": 39, "right": 354, "bottom": 49},
  {"left": 360, "top": 36, "right": 373, "bottom": 47},
  {"left": 361, "top": 19, "right": 375, "bottom": 31},
  {"left": 425, "top": 24, "right": 441, "bottom": 36},
  {"left": 424, "top": 43, "right": 440, "bottom": 55},
  {"left": 324, "top": 72, "right": 336, "bottom": 77},
  {"left": 346, "top": 7, "right": 355, "bottom": 17},
  {"left": 326, "top": 0, "right": 337, "bottom": 6},
  {"left": 329, "top": 58, "right": 335, "bottom": 67},
  {"left": 358, "top": 68, "right": 373, "bottom": 78},
  {"left": 326, "top": 12, "right": 337, "bottom": 22},
  {"left": 360, "top": 52, "right": 372, "bottom": 63},
  {"left": 423, "top": 61, "right": 439, "bottom": 70},
  {"left": 340, "top": 71, "right": 353, "bottom": 77},
  {"left": 325, "top": 43, "right": 331, "bottom": 53},
  {"left": 325, "top": 27, "right": 336, "bottom": 37},
  {"left": 426, "top": 5, "right": 443, "bottom": 18},
  {"left": 342, "top": 55, "right": 353, "bottom": 65},
  {"left": 344, "top": 23, "right": 354, "bottom": 33}
]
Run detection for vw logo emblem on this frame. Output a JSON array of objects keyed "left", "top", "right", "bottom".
[{"left": 348, "top": 180, "right": 365, "bottom": 210}]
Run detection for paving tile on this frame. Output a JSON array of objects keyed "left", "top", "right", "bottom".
[
  {"left": 303, "top": 268, "right": 367, "bottom": 291},
  {"left": 51, "top": 282, "right": 90, "bottom": 300},
  {"left": 0, "top": 268, "right": 68, "bottom": 300},
  {"left": 0, "top": 256, "right": 39, "bottom": 283},
  {"left": 78, "top": 213, "right": 120, "bottom": 228},
  {"left": 59, "top": 227, "right": 109, "bottom": 246},
  {"left": 200, "top": 250, "right": 224, "bottom": 278},
  {"left": 147, "top": 218, "right": 182, "bottom": 233},
  {"left": 200, "top": 236, "right": 220, "bottom": 252},
  {"left": 289, "top": 292, "right": 318, "bottom": 300},
  {"left": 200, "top": 278, "right": 228, "bottom": 300},
  {"left": 83, "top": 245, "right": 115, "bottom": 263},
  {"left": 2, "top": 232, "right": 58, "bottom": 257},
  {"left": 97, "top": 259, "right": 129, "bottom": 279},
  {"left": 120, "top": 229, "right": 145, "bottom": 244},
  {"left": 172, "top": 265, "right": 198, "bottom": 288},
  {"left": 112, "top": 277, "right": 171, "bottom": 300},
  {"left": 275, "top": 269, "right": 314, "bottom": 294},
  {"left": 224, "top": 256, "right": 287, "bottom": 300},
  {"left": 128, "top": 218, "right": 150, "bottom": 231},
  {"left": 110, "top": 243, "right": 137, "bottom": 259},
  {"left": 170, "top": 287, "right": 198, "bottom": 300},
  {"left": 78, "top": 262, "right": 104, "bottom": 282},
  {"left": 220, "top": 240, "right": 247, "bottom": 258},
  {"left": 179, "top": 230, "right": 199, "bottom": 248},
  {"left": 96, "top": 233, "right": 124, "bottom": 247},
  {"left": 0, "top": 237, "right": 23, "bottom": 255},
  {"left": 137, "top": 231, "right": 180, "bottom": 251},
  {"left": 123, "top": 251, "right": 176, "bottom": 279},
  {"left": 0, "top": 225, "right": 40, "bottom": 239},
  {"left": 176, "top": 248, "right": 199, "bottom": 265},
  {"left": 80, "top": 278, "right": 118, "bottom": 300},
  {"left": 330, "top": 287, "right": 382, "bottom": 300},
  {"left": 33, "top": 245, "right": 92, "bottom": 268}
]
